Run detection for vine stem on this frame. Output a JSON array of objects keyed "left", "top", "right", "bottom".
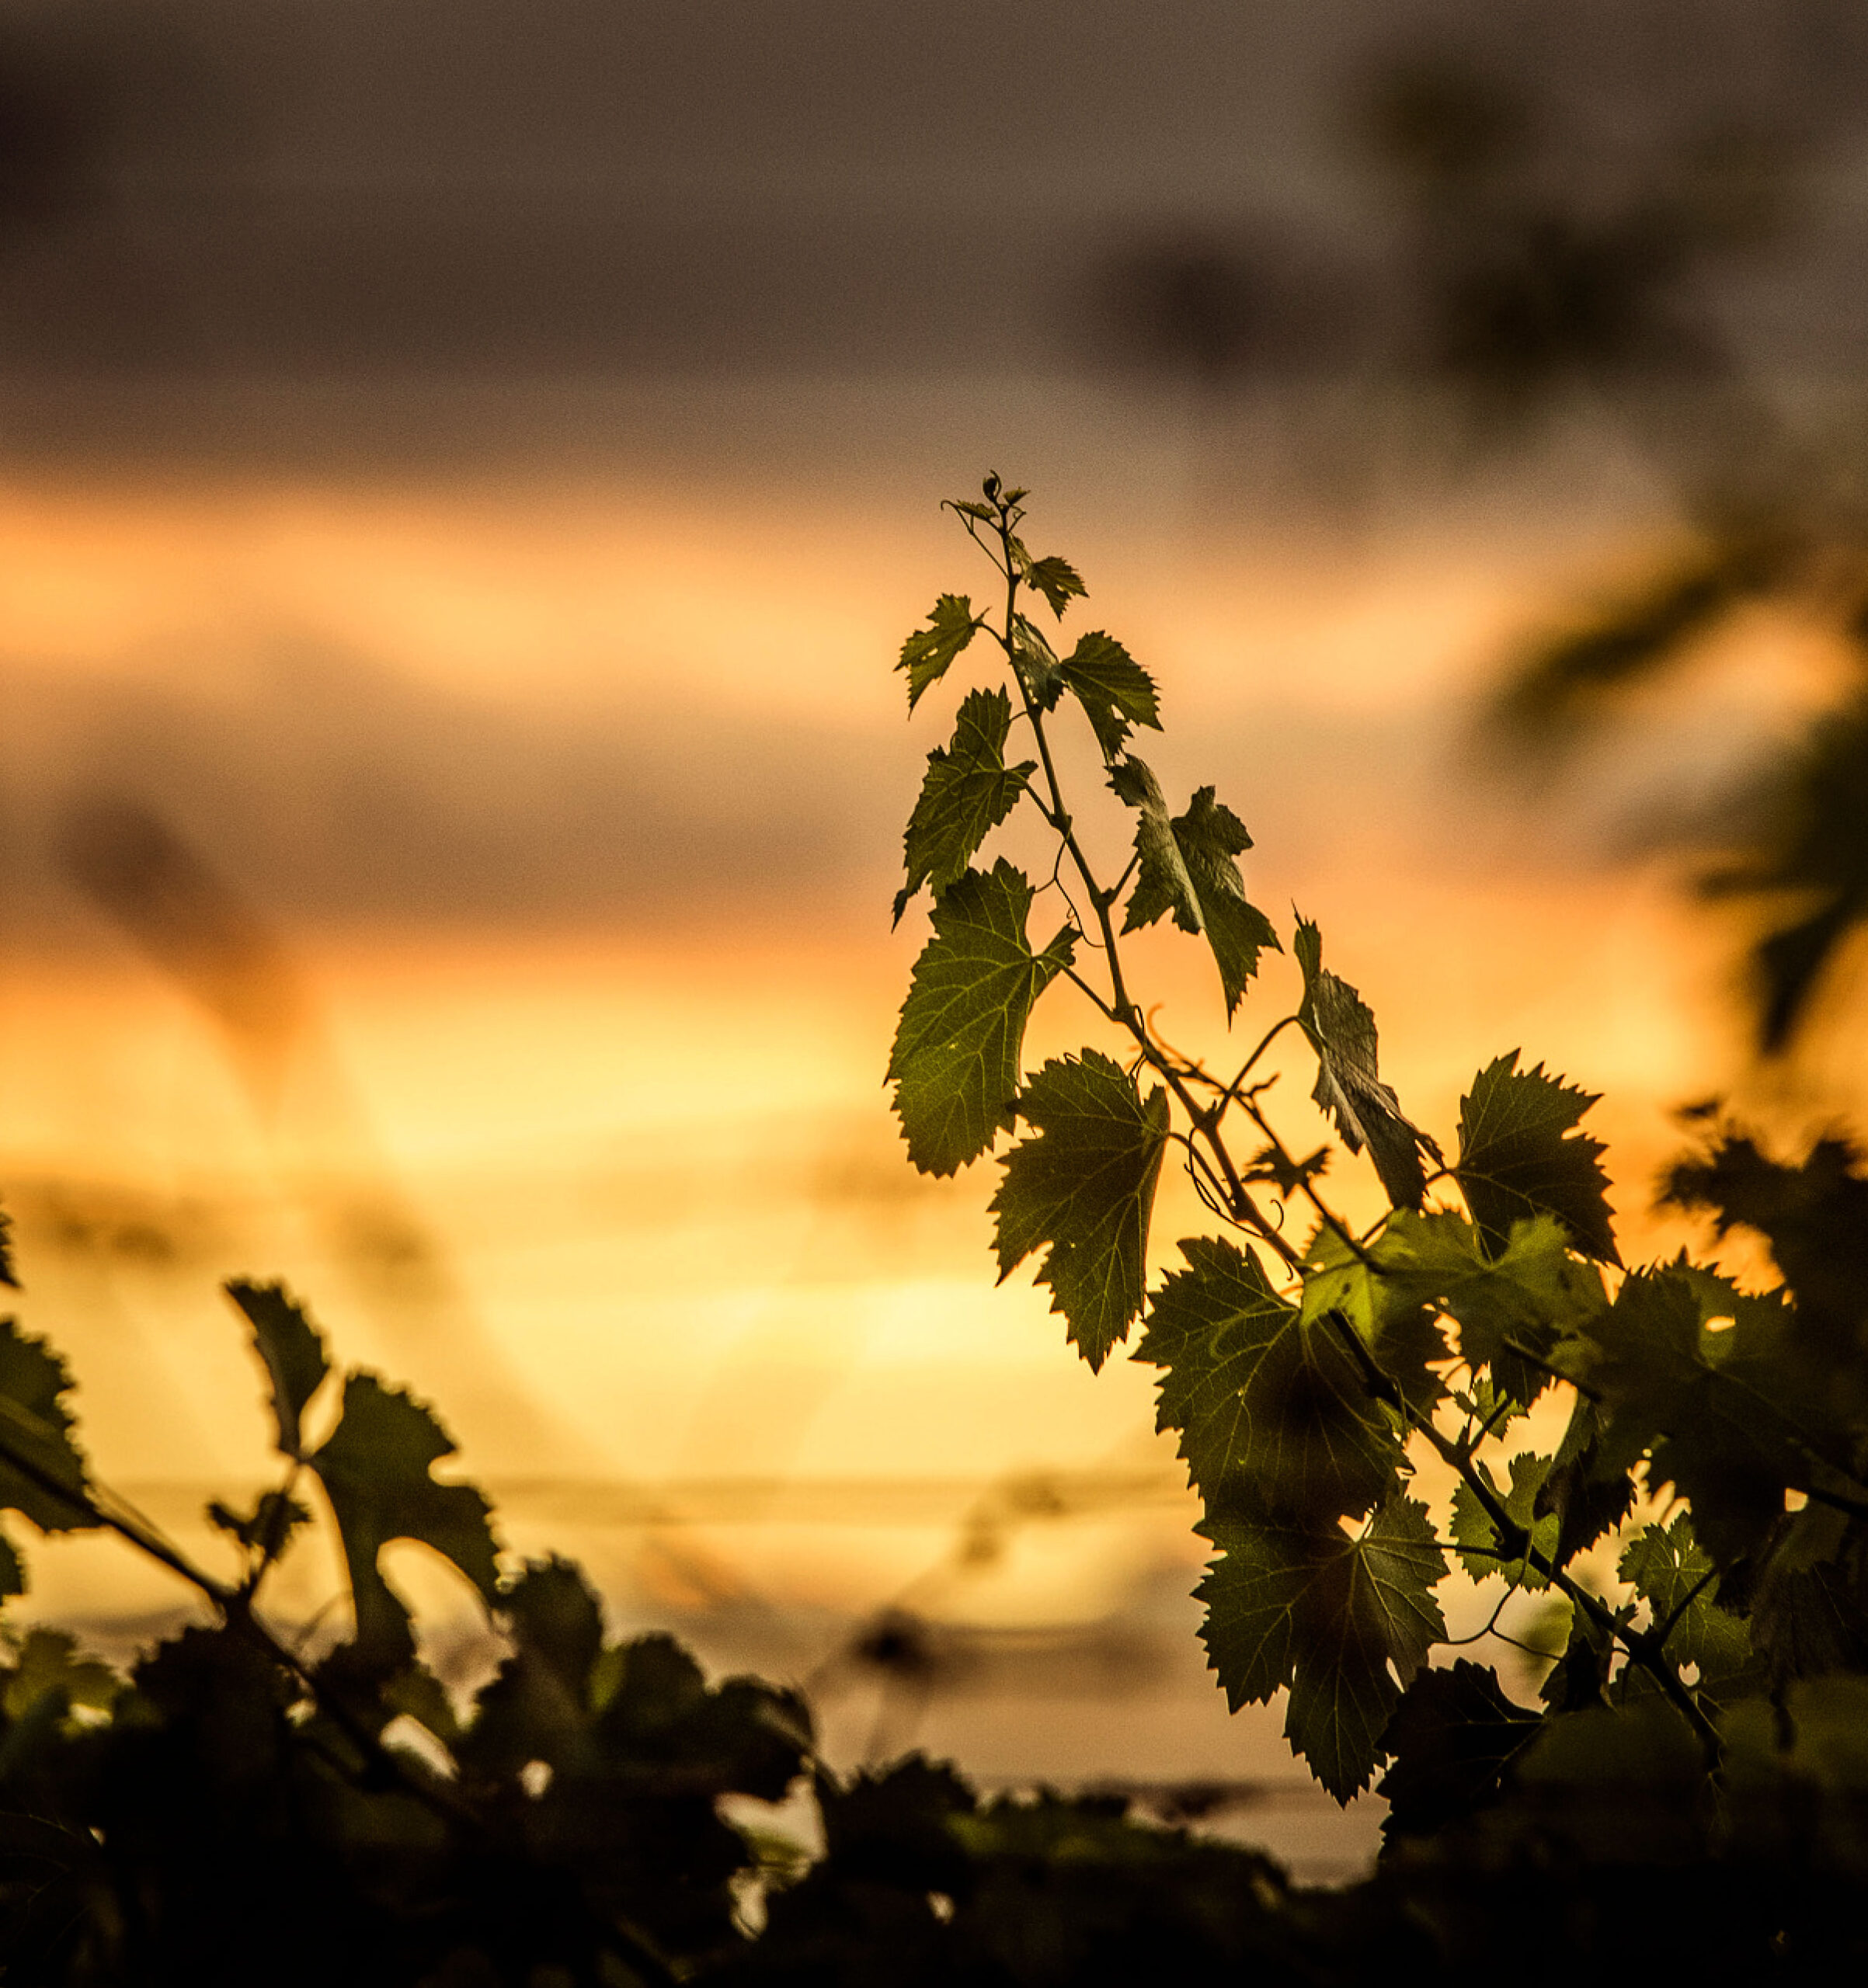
[
  {"left": 1323, "top": 1312, "right": 1724, "bottom": 1764},
  {"left": 985, "top": 498, "right": 1301, "bottom": 1271}
]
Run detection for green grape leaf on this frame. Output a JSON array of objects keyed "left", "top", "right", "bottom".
[
  {"left": 894, "top": 687, "right": 1036, "bottom": 923},
  {"left": 1295, "top": 1222, "right": 1450, "bottom": 1420},
  {"left": 889, "top": 860, "right": 1077, "bottom": 1176},
  {"left": 1450, "top": 1451, "right": 1558, "bottom": 1588},
  {"left": 310, "top": 1374, "right": 501, "bottom": 1665},
  {"left": 1536, "top": 1395, "right": 1637, "bottom": 1569},
  {"left": 1139, "top": 1234, "right": 1402, "bottom": 1524},
  {"left": 0, "top": 1204, "right": 15, "bottom": 1290},
  {"left": 0, "top": 1319, "right": 95, "bottom": 1537},
  {"left": 1665, "top": 1132, "right": 1868, "bottom": 1354},
  {"left": 1011, "top": 613, "right": 1063, "bottom": 709},
  {"left": 1056, "top": 631, "right": 1160, "bottom": 759},
  {"left": 1378, "top": 1660, "right": 1542, "bottom": 1840},
  {"left": 1572, "top": 1267, "right": 1848, "bottom": 1566},
  {"left": 1111, "top": 756, "right": 1195, "bottom": 928},
  {"left": 1370, "top": 1208, "right": 1604, "bottom": 1408},
  {"left": 1304, "top": 1208, "right": 1597, "bottom": 1412},
  {"left": 1198, "top": 1494, "right": 1446, "bottom": 1801},
  {"left": 0, "top": 1529, "right": 21, "bottom": 1597},
  {"left": 1456, "top": 1052, "right": 1620, "bottom": 1265},
  {"left": 1619, "top": 1513, "right": 1757, "bottom": 1695},
  {"left": 898, "top": 593, "right": 984, "bottom": 711},
  {"left": 1020, "top": 553, "right": 1087, "bottom": 618},
  {"left": 991, "top": 1051, "right": 1171, "bottom": 1371},
  {"left": 1111, "top": 760, "right": 1278, "bottom": 1017},
  {"left": 224, "top": 1281, "right": 330, "bottom": 1460},
  {"left": 1539, "top": 1600, "right": 1620, "bottom": 1712},
  {"left": 1295, "top": 919, "right": 1433, "bottom": 1210}
]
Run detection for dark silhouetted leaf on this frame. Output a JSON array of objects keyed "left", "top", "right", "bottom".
[
  {"left": 1378, "top": 1660, "right": 1540, "bottom": 1839},
  {"left": 1536, "top": 1395, "right": 1637, "bottom": 1568},
  {"left": 1570, "top": 1264, "right": 1866, "bottom": 1567},
  {"left": 889, "top": 860, "right": 1076, "bottom": 1176},
  {"left": 992, "top": 1051, "right": 1170, "bottom": 1369},
  {"left": 898, "top": 593, "right": 984, "bottom": 711},
  {"left": 1620, "top": 1514, "right": 1759, "bottom": 1702},
  {"left": 224, "top": 1281, "right": 330, "bottom": 1459},
  {"left": 0, "top": 1319, "right": 95, "bottom": 1541},
  {"left": 310, "top": 1374, "right": 500, "bottom": 1664},
  {"left": 1456, "top": 1052, "right": 1619, "bottom": 1264},
  {"left": 894, "top": 688, "right": 1035, "bottom": 923},
  {"left": 1665, "top": 1131, "right": 1868, "bottom": 1355},
  {"left": 207, "top": 1489, "right": 312, "bottom": 1562}
]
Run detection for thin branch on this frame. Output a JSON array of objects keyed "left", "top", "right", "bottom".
[{"left": 1322, "top": 1312, "right": 1722, "bottom": 1764}]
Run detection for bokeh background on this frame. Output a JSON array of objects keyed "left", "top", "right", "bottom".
[{"left": 4, "top": 0, "right": 1867, "bottom": 1878}]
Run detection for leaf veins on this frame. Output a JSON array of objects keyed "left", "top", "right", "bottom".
[
  {"left": 1456, "top": 1051, "right": 1619, "bottom": 1264},
  {"left": 1197, "top": 1493, "right": 1446, "bottom": 1801},
  {"left": 1056, "top": 631, "right": 1160, "bottom": 759},
  {"left": 991, "top": 1051, "right": 1171, "bottom": 1371},
  {"left": 889, "top": 861, "right": 1076, "bottom": 1176},
  {"left": 1112, "top": 759, "right": 1279, "bottom": 1018},
  {"left": 1138, "top": 1234, "right": 1401, "bottom": 1524},
  {"left": 894, "top": 687, "right": 1035, "bottom": 923}
]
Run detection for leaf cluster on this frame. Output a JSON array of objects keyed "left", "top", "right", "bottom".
[{"left": 885, "top": 481, "right": 1868, "bottom": 1831}]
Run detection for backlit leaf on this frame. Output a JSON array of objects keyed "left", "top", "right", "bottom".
[
  {"left": 1198, "top": 1494, "right": 1445, "bottom": 1800},
  {"left": 224, "top": 1281, "right": 329, "bottom": 1459},
  {"left": 889, "top": 860, "right": 1076, "bottom": 1176},
  {"left": 898, "top": 593, "right": 984, "bottom": 711},
  {"left": 1011, "top": 613, "right": 1063, "bottom": 708},
  {"left": 1450, "top": 1451, "right": 1558, "bottom": 1588},
  {"left": 1364, "top": 1208, "right": 1605, "bottom": 1408},
  {"left": 1296, "top": 1222, "right": 1451, "bottom": 1420},
  {"left": 1295, "top": 919, "right": 1433, "bottom": 1209},
  {"left": 1112, "top": 760, "right": 1278, "bottom": 1017},
  {"left": 1020, "top": 552, "right": 1087, "bottom": 618},
  {"left": 1056, "top": 631, "right": 1160, "bottom": 759},
  {"left": 894, "top": 688, "right": 1035, "bottom": 923},
  {"left": 310, "top": 1374, "right": 501, "bottom": 1665},
  {"left": 1456, "top": 1052, "right": 1619, "bottom": 1264},
  {"left": 1139, "top": 1234, "right": 1401, "bottom": 1524},
  {"left": 992, "top": 1051, "right": 1170, "bottom": 1370},
  {"left": 1619, "top": 1513, "right": 1757, "bottom": 1694}
]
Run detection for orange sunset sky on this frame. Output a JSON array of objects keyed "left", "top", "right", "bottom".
[{"left": 2, "top": 0, "right": 1863, "bottom": 1877}]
